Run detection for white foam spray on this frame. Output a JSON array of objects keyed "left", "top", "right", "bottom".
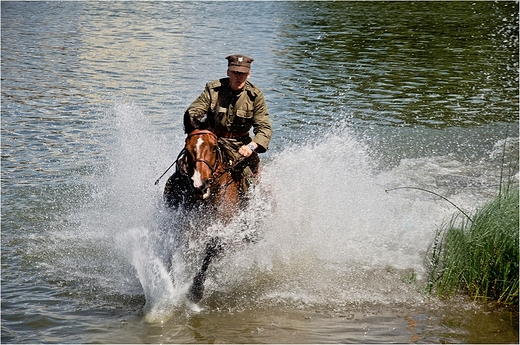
[{"left": 61, "top": 103, "right": 510, "bottom": 321}]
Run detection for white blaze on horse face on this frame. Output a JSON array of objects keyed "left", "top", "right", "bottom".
[
  {"left": 191, "top": 137, "right": 205, "bottom": 189},
  {"left": 196, "top": 137, "right": 204, "bottom": 152},
  {"left": 192, "top": 169, "right": 203, "bottom": 188}
]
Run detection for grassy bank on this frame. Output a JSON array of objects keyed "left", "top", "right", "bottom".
[{"left": 427, "top": 185, "right": 519, "bottom": 306}]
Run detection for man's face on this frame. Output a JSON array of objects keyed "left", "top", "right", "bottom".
[{"left": 227, "top": 69, "right": 250, "bottom": 91}]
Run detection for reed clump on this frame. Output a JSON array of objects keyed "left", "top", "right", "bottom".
[{"left": 427, "top": 185, "right": 519, "bottom": 306}]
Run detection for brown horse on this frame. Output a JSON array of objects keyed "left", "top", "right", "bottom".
[
  {"left": 162, "top": 129, "right": 251, "bottom": 303},
  {"left": 164, "top": 129, "right": 248, "bottom": 218}
]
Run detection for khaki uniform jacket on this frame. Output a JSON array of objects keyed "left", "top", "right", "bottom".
[{"left": 184, "top": 78, "right": 272, "bottom": 153}]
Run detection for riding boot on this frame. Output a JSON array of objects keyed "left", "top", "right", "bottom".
[{"left": 247, "top": 152, "right": 261, "bottom": 176}]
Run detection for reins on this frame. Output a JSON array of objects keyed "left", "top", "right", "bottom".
[{"left": 154, "top": 148, "right": 186, "bottom": 185}]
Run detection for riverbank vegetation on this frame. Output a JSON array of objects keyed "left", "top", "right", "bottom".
[{"left": 427, "top": 184, "right": 519, "bottom": 306}]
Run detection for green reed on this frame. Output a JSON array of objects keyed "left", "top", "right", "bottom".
[{"left": 427, "top": 185, "right": 519, "bottom": 305}]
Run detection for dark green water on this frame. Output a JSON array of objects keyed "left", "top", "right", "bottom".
[{"left": 2, "top": 1, "right": 518, "bottom": 343}]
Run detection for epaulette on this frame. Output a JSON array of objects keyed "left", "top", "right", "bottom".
[
  {"left": 208, "top": 78, "right": 225, "bottom": 90},
  {"left": 245, "top": 81, "right": 259, "bottom": 98}
]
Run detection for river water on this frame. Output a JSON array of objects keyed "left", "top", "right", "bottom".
[{"left": 1, "top": 1, "right": 518, "bottom": 343}]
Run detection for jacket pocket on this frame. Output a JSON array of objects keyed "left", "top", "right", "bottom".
[
  {"left": 235, "top": 109, "right": 253, "bottom": 119},
  {"left": 232, "top": 109, "right": 254, "bottom": 132}
]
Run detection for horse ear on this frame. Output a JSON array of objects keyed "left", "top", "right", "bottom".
[{"left": 184, "top": 110, "right": 196, "bottom": 133}]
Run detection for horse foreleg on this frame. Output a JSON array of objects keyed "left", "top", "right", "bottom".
[{"left": 187, "top": 236, "right": 222, "bottom": 303}]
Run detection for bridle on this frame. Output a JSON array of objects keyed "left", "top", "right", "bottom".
[
  {"left": 154, "top": 129, "right": 248, "bottom": 189},
  {"left": 185, "top": 129, "right": 221, "bottom": 176},
  {"left": 184, "top": 129, "right": 250, "bottom": 192}
]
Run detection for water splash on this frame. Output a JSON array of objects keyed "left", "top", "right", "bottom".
[
  {"left": 53, "top": 103, "right": 512, "bottom": 322},
  {"left": 196, "top": 131, "right": 443, "bottom": 310}
]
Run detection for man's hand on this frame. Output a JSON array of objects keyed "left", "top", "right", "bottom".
[{"left": 239, "top": 142, "right": 257, "bottom": 157}]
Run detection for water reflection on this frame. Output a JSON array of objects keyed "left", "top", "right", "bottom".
[{"left": 272, "top": 1, "right": 518, "bottom": 128}]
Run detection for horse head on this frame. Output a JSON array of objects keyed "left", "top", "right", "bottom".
[{"left": 184, "top": 129, "right": 220, "bottom": 199}]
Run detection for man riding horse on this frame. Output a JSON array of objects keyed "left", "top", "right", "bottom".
[
  {"left": 183, "top": 54, "right": 273, "bottom": 193},
  {"left": 164, "top": 55, "right": 272, "bottom": 303}
]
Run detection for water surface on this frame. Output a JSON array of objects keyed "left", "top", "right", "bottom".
[{"left": 2, "top": 1, "right": 518, "bottom": 343}]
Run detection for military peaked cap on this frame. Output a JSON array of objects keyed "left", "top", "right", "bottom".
[{"left": 226, "top": 54, "right": 254, "bottom": 73}]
